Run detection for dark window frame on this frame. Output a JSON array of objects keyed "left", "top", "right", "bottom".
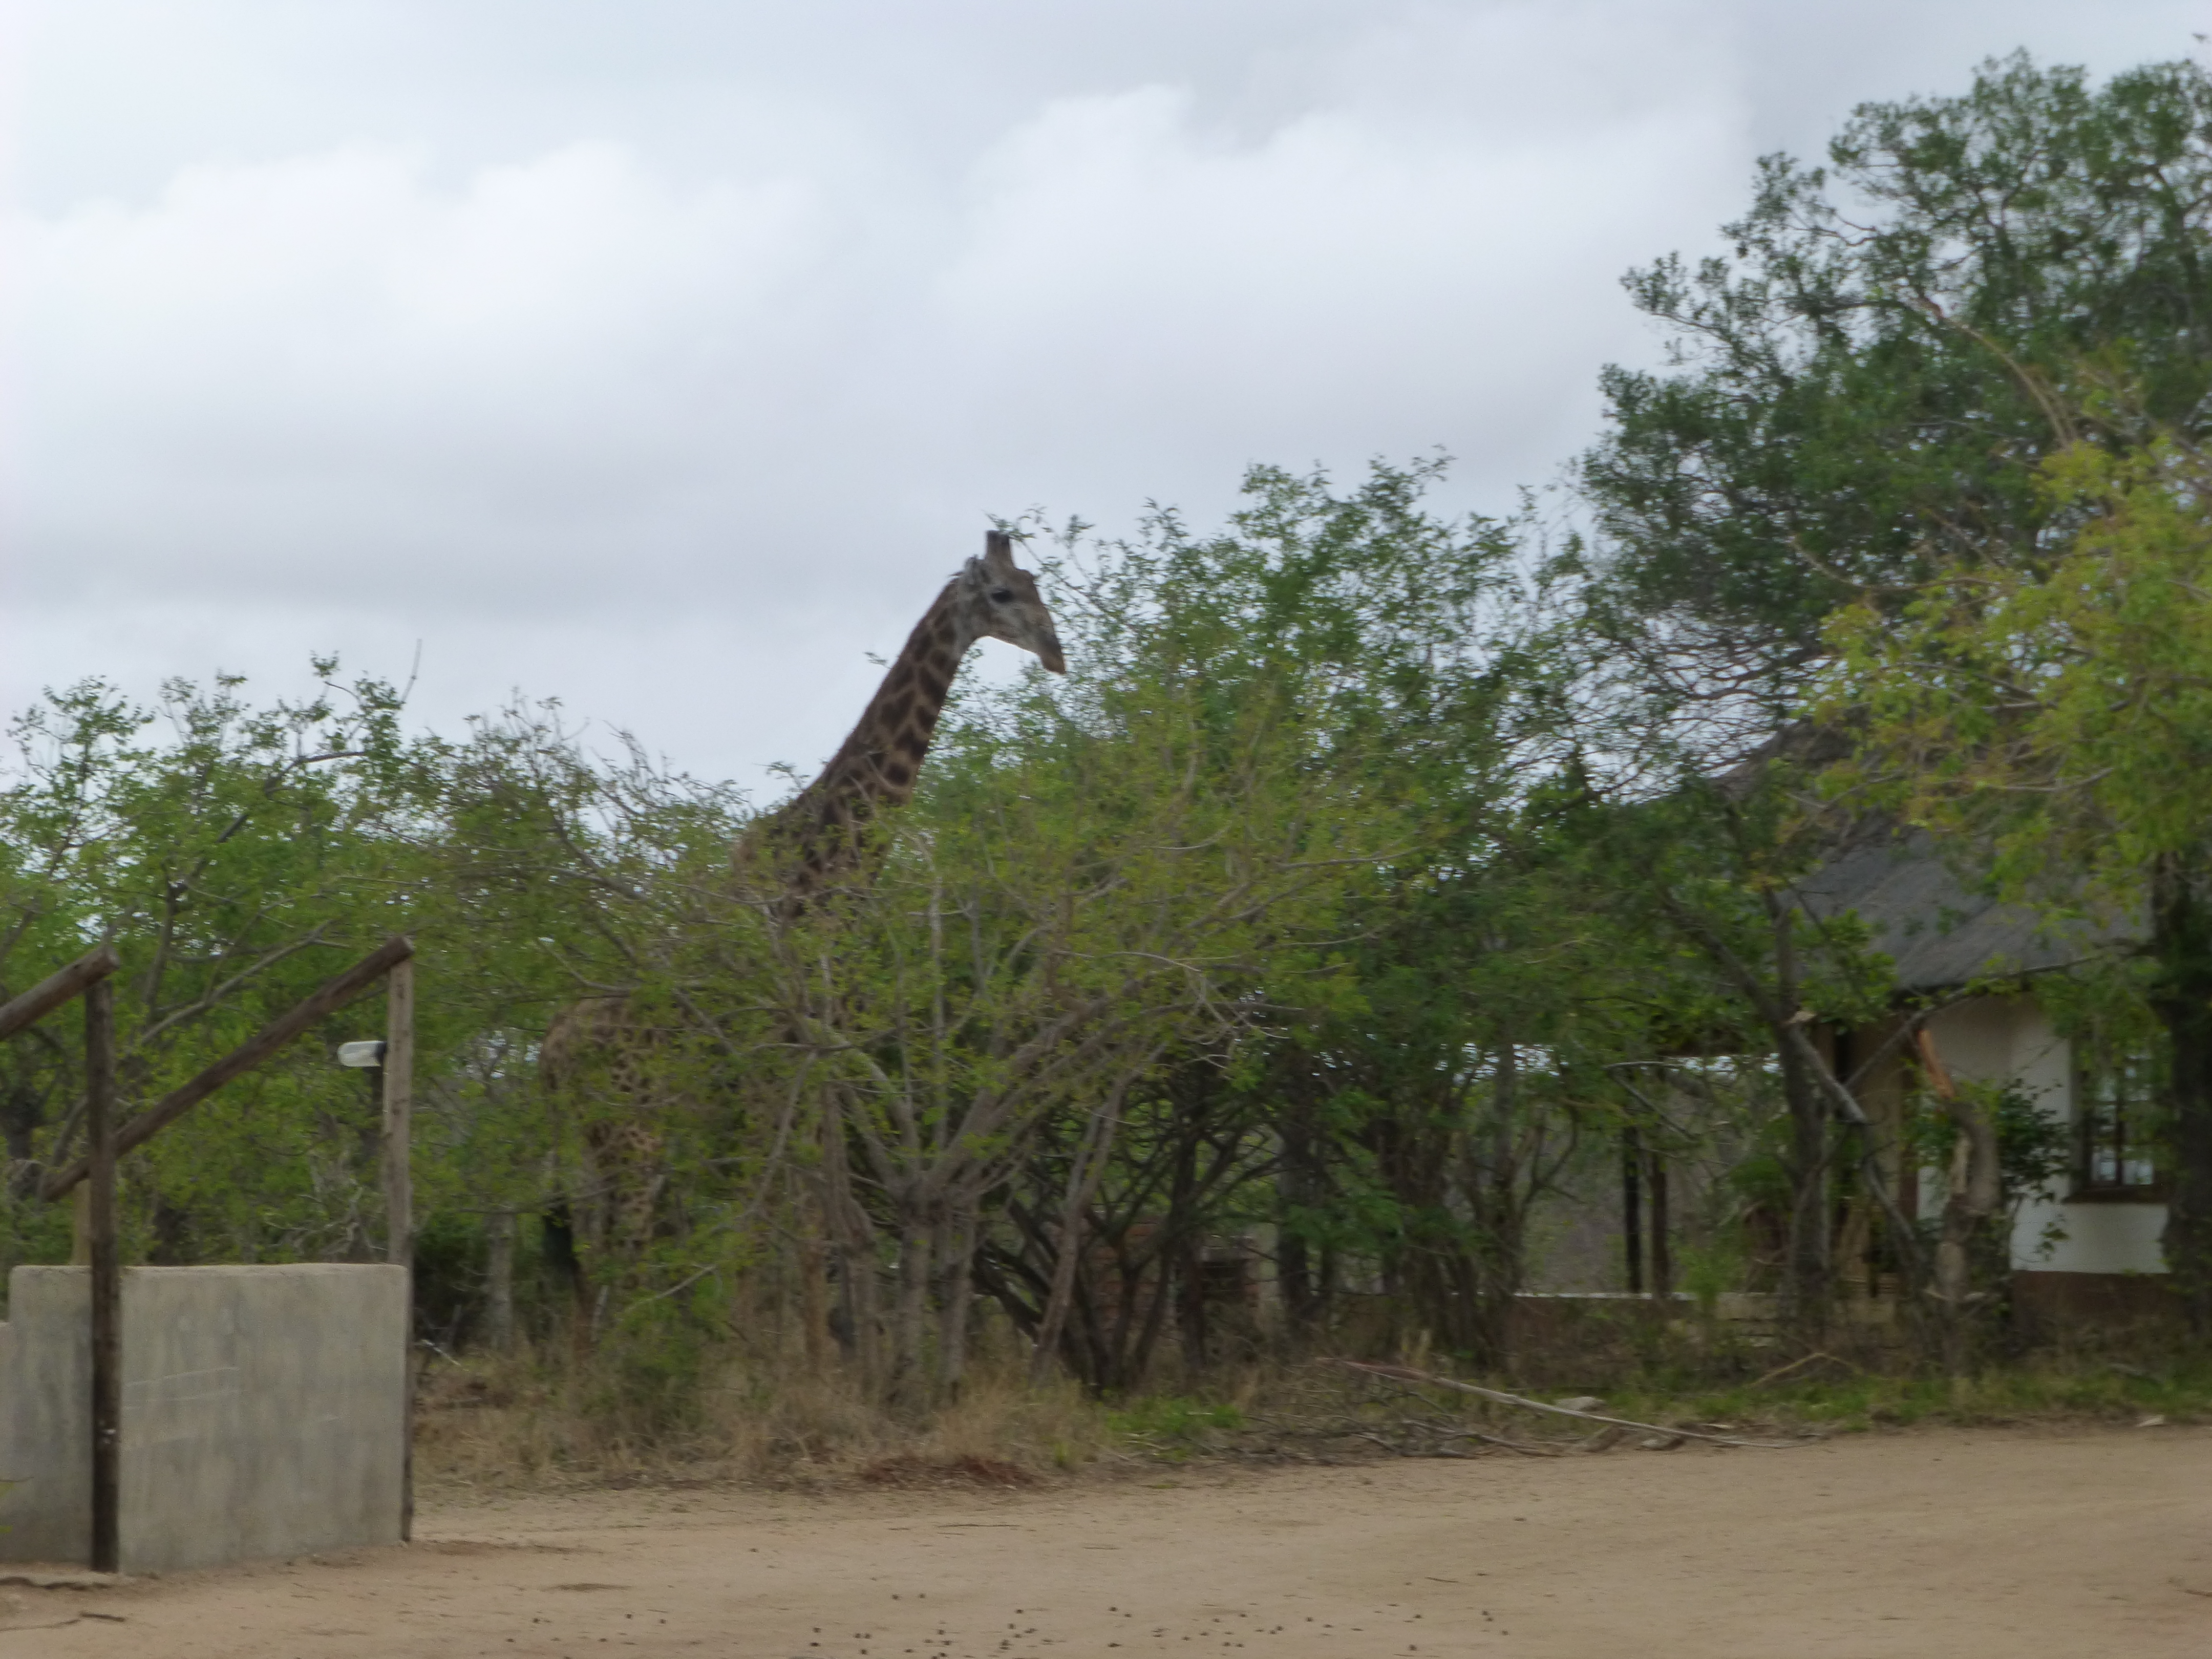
[{"left": 2070, "top": 1044, "right": 2170, "bottom": 1204}]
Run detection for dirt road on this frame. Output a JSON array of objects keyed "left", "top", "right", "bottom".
[{"left": 3, "top": 1427, "right": 2208, "bottom": 1657}]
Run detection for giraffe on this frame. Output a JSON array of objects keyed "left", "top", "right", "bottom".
[
  {"left": 540, "top": 531, "right": 1065, "bottom": 1325},
  {"left": 736, "top": 528, "right": 1065, "bottom": 904}
]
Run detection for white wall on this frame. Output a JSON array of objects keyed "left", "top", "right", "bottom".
[
  {"left": 0, "top": 1264, "right": 408, "bottom": 1572},
  {"left": 1921, "top": 996, "right": 2166, "bottom": 1276}
]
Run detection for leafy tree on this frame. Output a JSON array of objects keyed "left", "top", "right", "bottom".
[
  {"left": 758, "top": 460, "right": 1504, "bottom": 1401},
  {"left": 0, "top": 668, "right": 422, "bottom": 1269},
  {"left": 1562, "top": 50, "right": 2212, "bottom": 1345},
  {"left": 1824, "top": 406, "right": 2212, "bottom": 1324},
  {"left": 0, "top": 672, "right": 717, "bottom": 1344},
  {"left": 1581, "top": 52, "right": 2212, "bottom": 737}
]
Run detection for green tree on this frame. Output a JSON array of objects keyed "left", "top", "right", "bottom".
[
  {"left": 0, "top": 669, "right": 423, "bottom": 1268},
  {"left": 1581, "top": 52, "right": 2212, "bottom": 735},
  {"left": 0, "top": 671, "right": 699, "bottom": 1343},
  {"left": 1824, "top": 409, "right": 2212, "bottom": 1324},
  {"left": 760, "top": 459, "right": 1502, "bottom": 1400},
  {"left": 1563, "top": 49, "right": 2212, "bottom": 1345}
]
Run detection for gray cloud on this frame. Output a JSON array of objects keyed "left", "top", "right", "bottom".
[{"left": 4, "top": 1, "right": 2204, "bottom": 783}]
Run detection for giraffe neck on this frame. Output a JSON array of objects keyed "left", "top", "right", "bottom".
[
  {"left": 816, "top": 578, "right": 975, "bottom": 812},
  {"left": 739, "top": 578, "right": 976, "bottom": 890}
]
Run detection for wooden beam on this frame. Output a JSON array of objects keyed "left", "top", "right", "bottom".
[
  {"left": 85, "top": 978, "right": 121, "bottom": 1575},
  {"left": 0, "top": 944, "right": 121, "bottom": 1043},
  {"left": 42, "top": 937, "right": 414, "bottom": 1201}
]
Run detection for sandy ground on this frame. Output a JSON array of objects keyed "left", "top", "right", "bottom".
[{"left": 3, "top": 1427, "right": 2209, "bottom": 1657}]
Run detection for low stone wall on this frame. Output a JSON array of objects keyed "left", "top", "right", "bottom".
[
  {"left": 2012, "top": 1269, "right": 2182, "bottom": 1338},
  {"left": 0, "top": 1264, "right": 407, "bottom": 1573}
]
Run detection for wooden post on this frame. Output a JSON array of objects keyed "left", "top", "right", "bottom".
[
  {"left": 382, "top": 960, "right": 413, "bottom": 1265},
  {"left": 383, "top": 958, "right": 414, "bottom": 1542},
  {"left": 85, "top": 977, "right": 121, "bottom": 1575}
]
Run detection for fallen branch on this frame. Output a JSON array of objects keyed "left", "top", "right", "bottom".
[
  {"left": 1220, "top": 1410, "right": 1566, "bottom": 1462},
  {"left": 1432, "top": 1427, "right": 1564, "bottom": 1458},
  {"left": 1748, "top": 1350, "right": 1859, "bottom": 1390},
  {"left": 1350, "top": 1430, "right": 1473, "bottom": 1460},
  {"left": 1324, "top": 1358, "right": 1811, "bottom": 1450}
]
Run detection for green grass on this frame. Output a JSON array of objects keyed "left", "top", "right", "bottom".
[
  {"left": 1599, "top": 1355, "right": 2212, "bottom": 1436},
  {"left": 1107, "top": 1396, "right": 1247, "bottom": 1453},
  {"left": 1103, "top": 1352, "right": 2212, "bottom": 1463}
]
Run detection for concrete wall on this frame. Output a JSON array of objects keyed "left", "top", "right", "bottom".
[
  {"left": 1921, "top": 996, "right": 2167, "bottom": 1277},
  {"left": 0, "top": 1264, "right": 406, "bottom": 1573}
]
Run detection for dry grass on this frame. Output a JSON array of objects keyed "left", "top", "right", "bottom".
[
  {"left": 413, "top": 1338, "right": 1115, "bottom": 1495},
  {"left": 413, "top": 1310, "right": 2212, "bottom": 1498}
]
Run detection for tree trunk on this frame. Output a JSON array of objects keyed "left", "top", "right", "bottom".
[
  {"left": 1029, "top": 1087, "right": 1123, "bottom": 1387},
  {"left": 1917, "top": 1029, "right": 2000, "bottom": 1374},
  {"left": 1169, "top": 1128, "right": 1208, "bottom": 1382},
  {"left": 1276, "top": 1223, "right": 1315, "bottom": 1342},
  {"left": 888, "top": 1195, "right": 935, "bottom": 1412},
  {"left": 1176, "top": 1237, "right": 1209, "bottom": 1381},
  {"left": 1776, "top": 1034, "right": 1833, "bottom": 1333},
  {"left": 1369, "top": 1071, "right": 1494, "bottom": 1360},
  {"left": 2151, "top": 853, "right": 2212, "bottom": 1333},
  {"left": 1622, "top": 1122, "right": 1644, "bottom": 1293},
  {"left": 1667, "top": 889, "right": 1917, "bottom": 1336},
  {"left": 1123, "top": 1229, "right": 1178, "bottom": 1391},
  {"left": 1757, "top": 902, "right": 1832, "bottom": 1336},
  {"left": 485, "top": 1211, "right": 516, "bottom": 1354},
  {"left": 820, "top": 1089, "right": 883, "bottom": 1392},
  {"left": 1274, "top": 1093, "right": 1332, "bottom": 1347},
  {"left": 931, "top": 1198, "right": 977, "bottom": 1397},
  {"left": 1464, "top": 1043, "right": 1525, "bottom": 1367},
  {"left": 799, "top": 1219, "right": 832, "bottom": 1377}
]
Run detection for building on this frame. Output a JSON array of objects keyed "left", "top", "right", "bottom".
[{"left": 1800, "top": 831, "right": 2171, "bottom": 1326}]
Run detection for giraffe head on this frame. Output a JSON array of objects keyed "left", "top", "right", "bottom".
[{"left": 958, "top": 530, "right": 1066, "bottom": 674}]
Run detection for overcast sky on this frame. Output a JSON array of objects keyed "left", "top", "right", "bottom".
[{"left": 3, "top": 1, "right": 2204, "bottom": 794}]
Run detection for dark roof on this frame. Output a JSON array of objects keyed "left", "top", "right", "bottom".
[{"left": 1793, "top": 829, "right": 2135, "bottom": 991}]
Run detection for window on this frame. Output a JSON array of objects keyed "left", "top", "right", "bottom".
[{"left": 2072, "top": 1046, "right": 2166, "bottom": 1201}]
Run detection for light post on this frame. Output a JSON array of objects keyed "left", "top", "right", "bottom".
[{"left": 336, "top": 1038, "right": 386, "bottom": 1121}]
